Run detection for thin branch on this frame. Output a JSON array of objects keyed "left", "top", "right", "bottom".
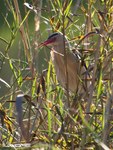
[
  {"left": 62, "top": 1, "right": 70, "bottom": 108},
  {"left": 80, "top": 1, "right": 107, "bottom": 148}
]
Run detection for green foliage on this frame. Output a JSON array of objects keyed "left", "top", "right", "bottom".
[{"left": 0, "top": 0, "right": 113, "bottom": 149}]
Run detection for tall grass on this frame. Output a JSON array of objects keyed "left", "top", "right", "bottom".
[{"left": 0, "top": 0, "right": 113, "bottom": 149}]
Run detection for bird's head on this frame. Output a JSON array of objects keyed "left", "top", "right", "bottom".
[{"left": 38, "top": 32, "right": 69, "bottom": 48}]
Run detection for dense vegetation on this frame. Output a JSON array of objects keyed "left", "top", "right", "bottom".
[{"left": 0, "top": 0, "right": 113, "bottom": 149}]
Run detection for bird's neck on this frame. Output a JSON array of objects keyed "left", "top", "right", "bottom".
[{"left": 52, "top": 42, "right": 70, "bottom": 54}]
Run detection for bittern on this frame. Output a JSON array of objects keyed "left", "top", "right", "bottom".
[{"left": 39, "top": 32, "right": 90, "bottom": 96}]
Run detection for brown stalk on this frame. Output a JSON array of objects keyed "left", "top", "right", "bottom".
[
  {"left": 31, "top": 0, "right": 49, "bottom": 135},
  {"left": 74, "top": 31, "right": 97, "bottom": 51},
  {"left": 6, "top": 0, "right": 13, "bottom": 13},
  {"left": 85, "top": 0, "right": 91, "bottom": 52},
  {"left": 67, "top": 15, "right": 84, "bottom": 33},
  {"left": 65, "top": 0, "right": 81, "bottom": 29},
  {"left": 13, "top": 0, "right": 34, "bottom": 143},
  {"left": 75, "top": 48, "right": 95, "bottom": 52},
  {"left": 102, "top": 53, "right": 113, "bottom": 72},
  {"left": 80, "top": 1, "right": 106, "bottom": 148},
  {"left": 85, "top": 4, "right": 106, "bottom": 120},
  {"left": 62, "top": 1, "right": 70, "bottom": 108},
  {"left": 13, "top": 0, "right": 47, "bottom": 141},
  {"left": 33, "top": 0, "right": 42, "bottom": 72},
  {"left": 97, "top": 0, "right": 100, "bottom": 11},
  {"left": 13, "top": 0, "right": 35, "bottom": 78},
  {"left": 24, "top": 0, "right": 29, "bottom": 36},
  {"left": 101, "top": 60, "right": 113, "bottom": 150}
]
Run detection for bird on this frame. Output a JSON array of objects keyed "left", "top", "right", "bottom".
[{"left": 38, "top": 32, "right": 90, "bottom": 96}]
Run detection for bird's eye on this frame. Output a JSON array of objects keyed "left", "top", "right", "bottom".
[{"left": 29, "top": 4, "right": 32, "bottom": 7}]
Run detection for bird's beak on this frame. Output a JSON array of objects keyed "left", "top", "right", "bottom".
[{"left": 38, "top": 37, "right": 56, "bottom": 48}]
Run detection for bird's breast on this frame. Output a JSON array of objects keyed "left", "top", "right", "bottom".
[
  {"left": 50, "top": 48, "right": 90, "bottom": 95},
  {"left": 51, "top": 50, "right": 65, "bottom": 88}
]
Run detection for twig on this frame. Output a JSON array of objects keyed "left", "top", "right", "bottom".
[
  {"left": 101, "top": 92, "right": 112, "bottom": 149},
  {"left": 13, "top": 0, "right": 35, "bottom": 78},
  {"left": 80, "top": 1, "right": 107, "bottom": 148},
  {"left": 13, "top": 0, "right": 47, "bottom": 142},
  {"left": 65, "top": 0, "right": 81, "bottom": 29},
  {"left": 62, "top": 1, "right": 70, "bottom": 108}
]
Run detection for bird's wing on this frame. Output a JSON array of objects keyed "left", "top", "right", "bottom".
[
  {"left": 70, "top": 49, "right": 91, "bottom": 79},
  {"left": 71, "top": 49, "right": 88, "bottom": 70}
]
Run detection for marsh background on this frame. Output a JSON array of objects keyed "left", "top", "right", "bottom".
[
  {"left": 0, "top": 0, "right": 100, "bottom": 97},
  {"left": 0, "top": 0, "right": 112, "bottom": 149}
]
